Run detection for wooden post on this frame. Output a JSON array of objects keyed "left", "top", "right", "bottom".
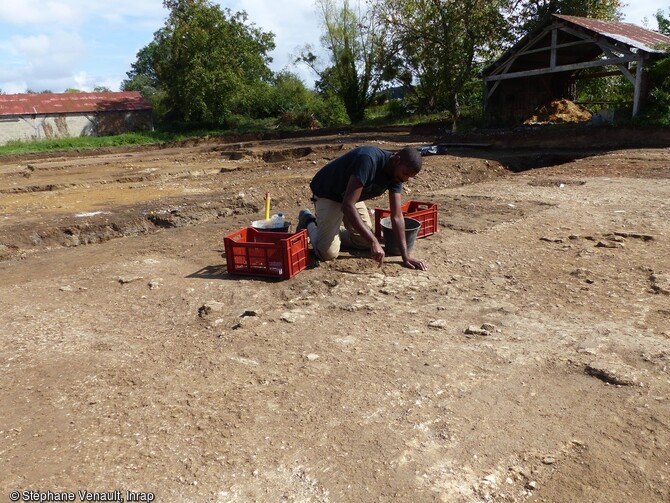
[
  {"left": 551, "top": 28, "right": 558, "bottom": 68},
  {"left": 633, "top": 55, "right": 644, "bottom": 117}
]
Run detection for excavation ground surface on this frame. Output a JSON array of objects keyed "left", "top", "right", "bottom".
[{"left": 1, "top": 125, "right": 669, "bottom": 502}]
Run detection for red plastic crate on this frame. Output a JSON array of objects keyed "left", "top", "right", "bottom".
[
  {"left": 224, "top": 228, "right": 308, "bottom": 279},
  {"left": 374, "top": 200, "right": 438, "bottom": 239}
]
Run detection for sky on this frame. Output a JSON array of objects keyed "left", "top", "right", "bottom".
[{"left": 0, "top": 1, "right": 668, "bottom": 95}]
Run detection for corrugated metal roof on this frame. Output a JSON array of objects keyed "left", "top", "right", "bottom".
[
  {"left": 555, "top": 14, "right": 670, "bottom": 53},
  {"left": 0, "top": 91, "right": 151, "bottom": 117}
]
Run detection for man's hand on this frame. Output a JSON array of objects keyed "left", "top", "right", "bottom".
[
  {"left": 402, "top": 257, "right": 427, "bottom": 271},
  {"left": 342, "top": 176, "right": 385, "bottom": 266},
  {"left": 371, "top": 239, "right": 385, "bottom": 266}
]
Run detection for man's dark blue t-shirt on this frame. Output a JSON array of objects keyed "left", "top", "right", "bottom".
[{"left": 310, "top": 146, "right": 402, "bottom": 203}]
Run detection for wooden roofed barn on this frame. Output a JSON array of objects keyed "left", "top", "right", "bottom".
[
  {"left": 0, "top": 91, "right": 152, "bottom": 145},
  {"left": 483, "top": 14, "right": 670, "bottom": 126}
]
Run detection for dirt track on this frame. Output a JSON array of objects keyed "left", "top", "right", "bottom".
[{"left": 1, "top": 127, "right": 669, "bottom": 502}]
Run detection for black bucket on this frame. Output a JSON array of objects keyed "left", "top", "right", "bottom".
[
  {"left": 255, "top": 223, "right": 290, "bottom": 232},
  {"left": 251, "top": 219, "right": 291, "bottom": 232},
  {"left": 380, "top": 217, "right": 421, "bottom": 255}
]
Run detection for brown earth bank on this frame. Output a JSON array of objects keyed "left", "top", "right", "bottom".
[{"left": 0, "top": 126, "right": 669, "bottom": 503}]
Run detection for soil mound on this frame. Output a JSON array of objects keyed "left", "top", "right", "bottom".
[{"left": 525, "top": 99, "right": 592, "bottom": 124}]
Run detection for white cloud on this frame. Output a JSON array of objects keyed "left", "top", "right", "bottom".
[
  {"left": 0, "top": 0, "right": 83, "bottom": 25},
  {"left": 0, "top": 1, "right": 164, "bottom": 93},
  {"left": 0, "top": 31, "right": 87, "bottom": 91},
  {"left": 11, "top": 34, "right": 50, "bottom": 57},
  {"left": 3, "top": 83, "right": 26, "bottom": 94},
  {"left": 12, "top": 31, "right": 86, "bottom": 75},
  {"left": 0, "top": 0, "right": 164, "bottom": 27},
  {"left": 219, "top": 0, "right": 323, "bottom": 84},
  {"left": 621, "top": 1, "right": 668, "bottom": 27},
  {"left": 73, "top": 70, "right": 92, "bottom": 90},
  {"left": 0, "top": 0, "right": 326, "bottom": 93}
]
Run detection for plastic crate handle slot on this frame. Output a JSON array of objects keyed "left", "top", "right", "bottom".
[{"left": 230, "top": 232, "right": 244, "bottom": 242}]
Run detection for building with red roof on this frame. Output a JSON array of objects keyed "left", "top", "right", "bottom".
[{"left": 0, "top": 91, "right": 153, "bottom": 145}]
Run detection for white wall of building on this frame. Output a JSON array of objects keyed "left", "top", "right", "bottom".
[{"left": 0, "top": 112, "right": 152, "bottom": 146}]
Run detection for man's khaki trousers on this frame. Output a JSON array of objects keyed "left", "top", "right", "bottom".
[{"left": 311, "top": 197, "right": 373, "bottom": 261}]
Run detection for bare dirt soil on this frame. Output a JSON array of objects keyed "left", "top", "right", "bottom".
[{"left": 1, "top": 126, "right": 669, "bottom": 503}]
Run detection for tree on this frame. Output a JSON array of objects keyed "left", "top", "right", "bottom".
[
  {"left": 123, "top": 42, "right": 160, "bottom": 90},
  {"left": 507, "top": 0, "right": 623, "bottom": 37},
  {"left": 655, "top": 8, "right": 670, "bottom": 35},
  {"left": 635, "top": 10, "right": 670, "bottom": 123},
  {"left": 94, "top": 86, "right": 112, "bottom": 93},
  {"left": 126, "top": 0, "right": 275, "bottom": 124},
  {"left": 121, "top": 41, "right": 166, "bottom": 117},
  {"left": 121, "top": 41, "right": 168, "bottom": 119},
  {"left": 377, "top": 0, "right": 510, "bottom": 129},
  {"left": 636, "top": 53, "right": 670, "bottom": 124},
  {"left": 299, "top": 0, "right": 389, "bottom": 123}
]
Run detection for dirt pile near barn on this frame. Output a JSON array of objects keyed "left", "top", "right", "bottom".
[{"left": 524, "top": 98, "right": 593, "bottom": 125}]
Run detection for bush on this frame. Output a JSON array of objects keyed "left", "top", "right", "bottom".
[
  {"left": 215, "top": 72, "right": 348, "bottom": 128},
  {"left": 277, "top": 111, "right": 319, "bottom": 129},
  {"left": 268, "top": 73, "right": 311, "bottom": 116},
  {"left": 266, "top": 74, "right": 348, "bottom": 127},
  {"left": 637, "top": 55, "right": 670, "bottom": 124},
  {"left": 638, "top": 88, "right": 670, "bottom": 124},
  {"left": 306, "top": 93, "right": 349, "bottom": 127},
  {"left": 387, "top": 99, "right": 413, "bottom": 118}
]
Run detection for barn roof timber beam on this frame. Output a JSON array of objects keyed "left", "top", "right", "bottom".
[
  {"left": 519, "top": 38, "right": 597, "bottom": 56},
  {"left": 597, "top": 43, "right": 637, "bottom": 86},
  {"left": 486, "top": 79, "right": 501, "bottom": 100},
  {"left": 558, "top": 25, "right": 635, "bottom": 56},
  {"left": 485, "top": 55, "right": 636, "bottom": 82},
  {"left": 487, "top": 24, "right": 557, "bottom": 76},
  {"left": 487, "top": 20, "right": 639, "bottom": 82}
]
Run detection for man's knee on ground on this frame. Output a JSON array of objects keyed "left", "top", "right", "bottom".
[{"left": 316, "top": 247, "right": 339, "bottom": 261}]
